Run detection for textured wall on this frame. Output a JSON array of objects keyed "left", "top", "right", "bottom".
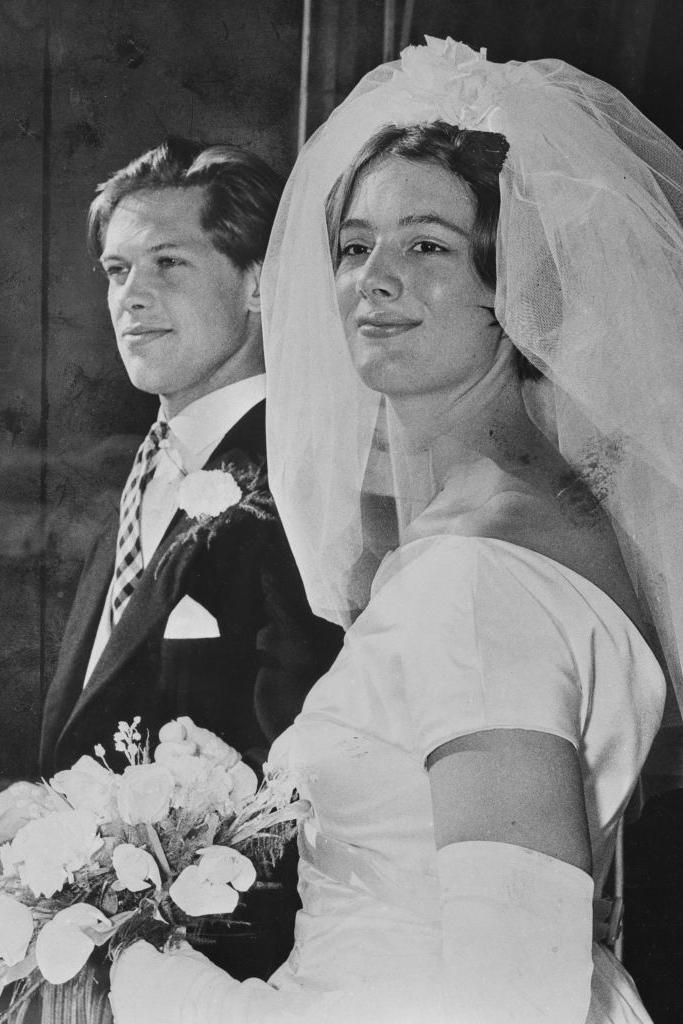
[
  {"left": 0, "top": 0, "right": 303, "bottom": 779},
  {"left": 1, "top": 0, "right": 48, "bottom": 779}
]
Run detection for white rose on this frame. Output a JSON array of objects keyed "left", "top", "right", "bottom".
[
  {"left": 0, "top": 781, "right": 65, "bottom": 844},
  {"left": 112, "top": 843, "right": 162, "bottom": 892},
  {"left": 51, "top": 755, "right": 118, "bottom": 820},
  {"left": 35, "top": 903, "right": 110, "bottom": 984},
  {"left": 169, "top": 759, "right": 236, "bottom": 817},
  {"left": 226, "top": 761, "right": 258, "bottom": 806},
  {"left": 177, "top": 470, "right": 242, "bottom": 520},
  {"left": 18, "top": 856, "right": 68, "bottom": 899},
  {"left": 0, "top": 894, "right": 33, "bottom": 966},
  {"left": 5, "top": 809, "right": 102, "bottom": 898},
  {"left": 162, "top": 752, "right": 213, "bottom": 788},
  {"left": 116, "top": 764, "right": 175, "bottom": 826},
  {"left": 157, "top": 718, "right": 242, "bottom": 770}
]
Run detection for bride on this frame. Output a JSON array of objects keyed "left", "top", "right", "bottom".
[{"left": 110, "top": 39, "right": 683, "bottom": 1023}]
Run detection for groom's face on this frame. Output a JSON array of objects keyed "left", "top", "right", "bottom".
[{"left": 100, "top": 187, "right": 261, "bottom": 416}]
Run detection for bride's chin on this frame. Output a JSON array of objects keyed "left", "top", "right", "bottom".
[{"left": 350, "top": 357, "right": 408, "bottom": 397}]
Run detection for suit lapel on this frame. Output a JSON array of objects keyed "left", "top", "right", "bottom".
[
  {"left": 58, "top": 401, "right": 268, "bottom": 738},
  {"left": 63, "top": 517, "right": 118, "bottom": 680},
  {"left": 39, "top": 514, "right": 118, "bottom": 767}
]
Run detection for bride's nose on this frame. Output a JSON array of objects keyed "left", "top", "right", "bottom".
[{"left": 356, "top": 246, "right": 403, "bottom": 300}]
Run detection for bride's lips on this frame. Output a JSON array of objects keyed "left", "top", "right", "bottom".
[{"left": 356, "top": 312, "right": 422, "bottom": 339}]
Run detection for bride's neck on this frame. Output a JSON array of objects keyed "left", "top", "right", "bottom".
[{"left": 387, "top": 347, "right": 543, "bottom": 490}]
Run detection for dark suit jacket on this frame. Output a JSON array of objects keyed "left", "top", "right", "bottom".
[
  {"left": 38, "top": 400, "right": 342, "bottom": 979},
  {"left": 40, "top": 400, "right": 340, "bottom": 775}
]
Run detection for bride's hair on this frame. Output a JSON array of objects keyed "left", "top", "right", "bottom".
[{"left": 325, "top": 121, "right": 540, "bottom": 380}]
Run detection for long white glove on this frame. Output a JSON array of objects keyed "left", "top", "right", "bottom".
[
  {"left": 436, "top": 840, "right": 594, "bottom": 1023},
  {"left": 110, "top": 841, "right": 595, "bottom": 1024},
  {"left": 109, "top": 942, "right": 346, "bottom": 1024},
  {"left": 109, "top": 941, "right": 423, "bottom": 1024},
  {"left": 109, "top": 943, "right": 231, "bottom": 1024}
]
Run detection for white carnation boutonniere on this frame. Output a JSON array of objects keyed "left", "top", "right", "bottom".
[
  {"left": 177, "top": 469, "right": 243, "bottom": 521},
  {"left": 156, "top": 458, "right": 276, "bottom": 574}
]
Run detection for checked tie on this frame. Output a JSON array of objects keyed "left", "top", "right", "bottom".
[{"left": 111, "top": 420, "right": 170, "bottom": 625}]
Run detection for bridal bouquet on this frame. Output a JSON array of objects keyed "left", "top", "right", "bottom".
[{"left": 0, "top": 719, "right": 308, "bottom": 1023}]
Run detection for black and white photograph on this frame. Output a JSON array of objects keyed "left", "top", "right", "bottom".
[{"left": 0, "top": 1, "right": 681, "bottom": 1021}]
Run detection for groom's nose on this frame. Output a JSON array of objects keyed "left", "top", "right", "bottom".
[{"left": 119, "top": 265, "right": 156, "bottom": 312}]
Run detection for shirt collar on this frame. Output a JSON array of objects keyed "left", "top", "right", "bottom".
[{"left": 159, "top": 375, "right": 266, "bottom": 471}]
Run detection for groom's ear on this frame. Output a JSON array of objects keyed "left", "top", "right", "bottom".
[{"left": 245, "top": 261, "right": 262, "bottom": 314}]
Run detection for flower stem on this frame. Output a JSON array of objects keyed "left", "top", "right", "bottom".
[
  {"left": 145, "top": 824, "right": 172, "bottom": 880},
  {"left": 0, "top": 974, "right": 44, "bottom": 1023}
]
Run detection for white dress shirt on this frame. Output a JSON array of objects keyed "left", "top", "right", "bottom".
[{"left": 83, "top": 375, "right": 266, "bottom": 686}]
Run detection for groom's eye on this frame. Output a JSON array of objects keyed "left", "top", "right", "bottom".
[{"left": 101, "top": 263, "right": 128, "bottom": 281}]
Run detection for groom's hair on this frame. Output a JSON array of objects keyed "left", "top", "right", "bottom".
[{"left": 87, "top": 136, "right": 283, "bottom": 269}]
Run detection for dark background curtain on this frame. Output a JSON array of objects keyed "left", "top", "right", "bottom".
[{"left": 0, "top": 0, "right": 681, "bottom": 1018}]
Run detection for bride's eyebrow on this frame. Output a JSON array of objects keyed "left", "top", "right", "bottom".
[
  {"left": 339, "top": 217, "right": 371, "bottom": 233},
  {"left": 399, "top": 214, "right": 469, "bottom": 237},
  {"left": 339, "top": 214, "right": 470, "bottom": 237}
]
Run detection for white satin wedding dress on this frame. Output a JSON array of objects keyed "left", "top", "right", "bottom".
[
  {"left": 111, "top": 533, "right": 665, "bottom": 1023},
  {"left": 266, "top": 535, "right": 664, "bottom": 1022}
]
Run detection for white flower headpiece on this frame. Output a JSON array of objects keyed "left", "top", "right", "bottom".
[{"left": 387, "top": 37, "right": 498, "bottom": 128}]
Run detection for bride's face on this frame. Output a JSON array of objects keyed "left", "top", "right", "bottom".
[{"left": 335, "top": 155, "right": 500, "bottom": 400}]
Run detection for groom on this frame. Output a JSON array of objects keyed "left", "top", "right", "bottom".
[
  {"left": 30, "top": 138, "right": 340, "bottom": 978},
  {"left": 39, "top": 137, "right": 341, "bottom": 778},
  {"left": 39, "top": 137, "right": 341, "bottom": 777}
]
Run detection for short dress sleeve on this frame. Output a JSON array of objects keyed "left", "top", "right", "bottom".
[{"left": 372, "top": 536, "right": 593, "bottom": 763}]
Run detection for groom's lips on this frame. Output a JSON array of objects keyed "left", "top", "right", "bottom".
[{"left": 121, "top": 325, "right": 173, "bottom": 343}]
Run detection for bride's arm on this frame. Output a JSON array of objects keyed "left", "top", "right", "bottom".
[{"left": 428, "top": 727, "right": 594, "bottom": 1023}]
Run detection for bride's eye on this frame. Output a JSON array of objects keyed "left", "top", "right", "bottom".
[
  {"left": 411, "top": 240, "right": 448, "bottom": 254},
  {"left": 339, "top": 241, "right": 371, "bottom": 258}
]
